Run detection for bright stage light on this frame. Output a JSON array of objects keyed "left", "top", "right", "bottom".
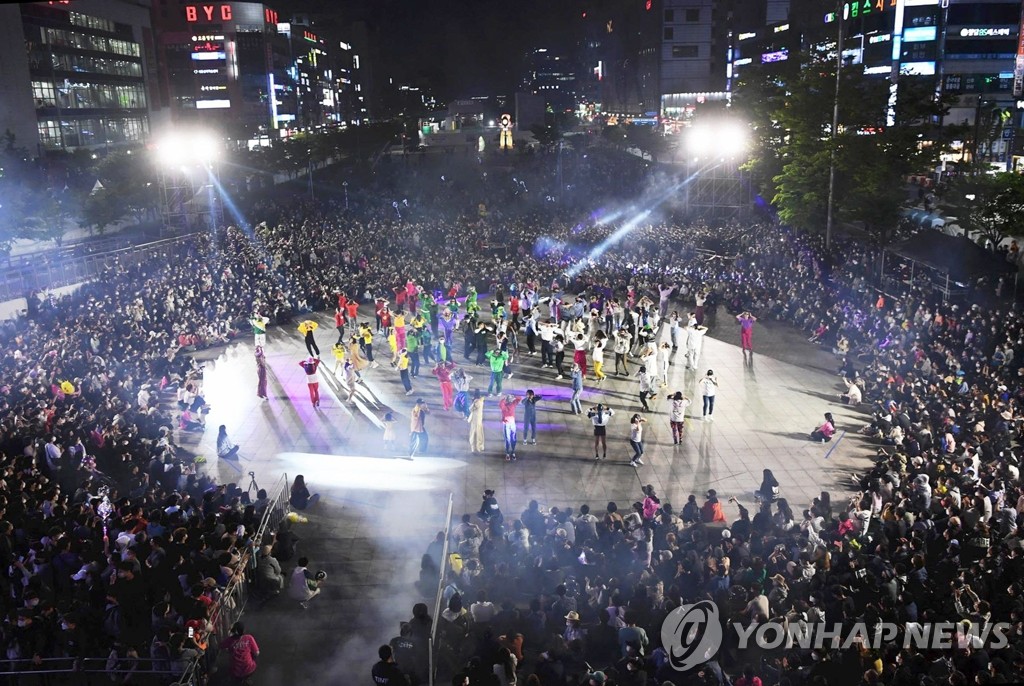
[
  {"left": 687, "top": 120, "right": 749, "bottom": 158},
  {"left": 154, "top": 130, "right": 221, "bottom": 168}
]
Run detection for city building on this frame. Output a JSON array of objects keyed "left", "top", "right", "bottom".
[
  {"left": 275, "top": 19, "right": 336, "bottom": 130},
  {"left": 150, "top": 0, "right": 298, "bottom": 141},
  {"left": 0, "top": 0, "right": 154, "bottom": 154},
  {"left": 729, "top": 0, "right": 1024, "bottom": 169},
  {"left": 578, "top": 0, "right": 662, "bottom": 116},
  {"left": 522, "top": 48, "right": 580, "bottom": 112}
]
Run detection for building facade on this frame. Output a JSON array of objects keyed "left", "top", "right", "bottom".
[
  {"left": 0, "top": 0, "right": 153, "bottom": 154},
  {"left": 150, "top": 0, "right": 298, "bottom": 140}
]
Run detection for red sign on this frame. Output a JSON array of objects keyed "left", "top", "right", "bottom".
[
  {"left": 264, "top": 8, "right": 278, "bottom": 24},
  {"left": 303, "top": 30, "right": 318, "bottom": 42},
  {"left": 185, "top": 4, "right": 233, "bottom": 23},
  {"left": 193, "top": 41, "right": 223, "bottom": 52}
]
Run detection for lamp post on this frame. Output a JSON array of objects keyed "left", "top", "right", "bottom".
[
  {"left": 825, "top": 0, "right": 844, "bottom": 252},
  {"left": 343, "top": 181, "right": 349, "bottom": 209}
]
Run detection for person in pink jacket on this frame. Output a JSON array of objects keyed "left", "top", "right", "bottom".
[
  {"left": 221, "top": 622, "right": 259, "bottom": 684},
  {"left": 499, "top": 394, "right": 522, "bottom": 462},
  {"left": 432, "top": 361, "right": 455, "bottom": 411}
]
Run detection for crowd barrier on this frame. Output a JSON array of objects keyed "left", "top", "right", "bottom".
[
  {"left": 0, "top": 233, "right": 198, "bottom": 303},
  {"left": 427, "top": 493, "right": 454, "bottom": 686},
  {"left": 175, "top": 472, "right": 291, "bottom": 686}
]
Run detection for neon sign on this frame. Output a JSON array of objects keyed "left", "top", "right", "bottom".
[
  {"left": 960, "top": 27, "right": 1012, "bottom": 37},
  {"left": 264, "top": 8, "right": 278, "bottom": 24},
  {"left": 825, "top": 0, "right": 898, "bottom": 23},
  {"left": 185, "top": 4, "right": 233, "bottom": 23},
  {"left": 761, "top": 49, "right": 789, "bottom": 63},
  {"left": 303, "top": 30, "right": 319, "bottom": 43}
]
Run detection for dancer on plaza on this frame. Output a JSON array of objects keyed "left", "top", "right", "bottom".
[
  {"left": 468, "top": 390, "right": 486, "bottom": 453},
  {"left": 700, "top": 369, "right": 718, "bottom": 421},
  {"left": 737, "top": 311, "right": 757, "bottom": 353},
  {"left": 409, "top": 398, "right": 430, "bottom": 458},
  {"left": 342, "top": 359, "right": 359, "bottom": 403},
  {"left": 255, "top": 345, "right": 268, "bottom": 400},
  {"left": 300, "top": 356, "right": 322, "bottom": 408},
  {"left": 360, "top": 323, "right": 380, "bottom": 368},
  {"left": 452, "top": 367, "right": 472, "bottom": 418},
  {"left": 588, "top": 403, "right": 614, "bottom": 460},
  {"left": 657, "top": 282, "right": 676, "bottom": 318},
  {"left": 694, "top": 290, "right": 708, "bottom": 326},
  {"left": 668, "top": 391, "right": 691, "bottom": 444},
  {"left": 432, "top": 360, "right": 455, "bottom": 411},
  {"left": 382, "top": 412, "right": 396, "bottom": 452},
  {"left": 629, "top": 413, "right": 647, "bottom": 467},
  {"left": 474, "top": 321, "right": 490, "bottom": 366},
  {"left": 592, "top": 336, "right": 607, "bottom": 384},
  {"left": 298, "top": 320, "right": 320, "bottom": 357},
  {"left": 344, "top": 297, "right": 359, "bottom": 332},
  {"left": 394, "top": 310, "right": 407, "bottom": 351},
  {"left": 251, "top": 312, "right": 270, "bottom": 348},
  {"left": 485, "top": 348, "right": 509, "bottom": 396},
  {"left": 334, "top": 307, "right": 346, "bottom": 344},
  {"left": 439, "top": 309, "right": 458, "bottom": 360},
  {"left": 331, "top": 342, "right": 346, "bottom": 375},
  {"left": 499, "top": 393, "right": 522, "bottom": 462},
  {"left": 570, "top": 362, "right": 584, "bottom": 415},
  {"left": 669, "top": 311, "right": 682, "bottom": 354},
  {"left": 553, "top": 333, "right": 567, "bottom": 379},
  {"left": 657, "top": 341, "right": 671, "bottom": 387},
  {"left": 398, "top": 348, "right": 414, "bottom": 395},
  {"left": 523, "top": 389, "right": 540, "bottom": 445},
  {"left": 379, "top": 306, "right": 393, "bottom": 339},
  {"left": 347, "top": 334, "right": 369, "bottom": 375},
  {"left": 686, "top": 323, "right": 707, "bottom": 370},
  {"left": 635, "top": 365, "right": 657, "bottom": 412},
  {"left": 613, "top": 326, "right": 631, "bottom": 376},
  {"left": 571, "top": 333, "right": 589, "bottom": 378}
]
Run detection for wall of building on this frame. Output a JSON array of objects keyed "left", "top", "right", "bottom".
[{"left": 0, "top": 6, "right": 38, "bottom": 153}]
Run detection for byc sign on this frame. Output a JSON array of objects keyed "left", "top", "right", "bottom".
[{"left": 185, "top": 4, "right": 233, "bottom": 23}]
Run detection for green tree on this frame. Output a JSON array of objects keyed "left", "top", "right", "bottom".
[
  {"left": 530, "top": 123, "right": 561, "bottom": 148},
  {"left": 623, "top": 124, "right": 667, "bottom": 162},
  {"left": 956, "top": 172, "right": 1024, "bottom": 246},
  {"left": 735, "top": 50, "right": 953, "bottom": 240}
]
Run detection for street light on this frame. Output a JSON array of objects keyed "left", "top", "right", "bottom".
[
  {"left": 825, "top": 0, "right": 844, "bottom": 252},
  {"left": 343, "top": 181, "right": 349, "bottom": 209}
]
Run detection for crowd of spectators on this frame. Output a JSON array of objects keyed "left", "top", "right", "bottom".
[{"left": 3, "top": 146, "right": 1024, "bottom": 686}]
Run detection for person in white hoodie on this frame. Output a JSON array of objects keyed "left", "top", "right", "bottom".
[
  {"left": 699, "top": 370, "right": 718, "bottom": 421},
  {"left": 685, "top": 324, "right": 707, "bottom": 370},
  {"left": 667, "top": 392, "right": 691, "bottom": 445}
]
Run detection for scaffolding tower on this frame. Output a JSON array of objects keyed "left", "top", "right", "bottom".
[
  {"left": 158, "top": 162, "right": 223, "bottom": 231},
  {"left": 681, "top": 158, "right": 752, "bottom": 221}
]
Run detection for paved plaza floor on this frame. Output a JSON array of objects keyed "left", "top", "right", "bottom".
[{"left": 180, "top": 306, "right": 876, "bottom": 682}]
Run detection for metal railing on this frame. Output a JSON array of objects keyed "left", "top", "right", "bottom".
[
  {"left": 0, "top": 656, "right": 182, "bottom": 682},
  {"left": 176, "top": 472, "right": 290, "bottom": 686},
  {"left": 0, "top": 233, "right": 199, "bottom": 303},
  {"left": 428, "top": 492, "right": 454, "bottom": 686}
]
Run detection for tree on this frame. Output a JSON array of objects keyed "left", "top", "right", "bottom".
[
  {"left": 530, "top": 123, "right": 561, "bottom": 148},
  {"left": 623, "top": 124, "right": 667, "bottom": 162},
  {"left": 735, "top": 50, "right": 954, "bottom": 241},
  {"left": 955, "top": 173, "right": 1024, "bottom": 247}
]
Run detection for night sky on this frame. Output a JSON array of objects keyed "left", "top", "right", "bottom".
[{"left": 300, "top": 0, "right": 579, "bottom": 97}]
